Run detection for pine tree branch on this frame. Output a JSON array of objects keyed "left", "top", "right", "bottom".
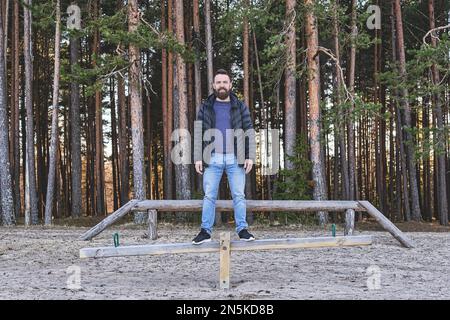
[
  {"left": 423, "top": 24, "right": 450, "bottom": 45},
  {"left": 317, "top": 46, "right": 354, "bottom": 104}
]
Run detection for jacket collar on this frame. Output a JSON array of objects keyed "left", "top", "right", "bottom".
[{"left": 205, "top": 91, "right": 239, "bottom": 109}]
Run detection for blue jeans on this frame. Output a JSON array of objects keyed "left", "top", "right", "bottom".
[{"left": 201, "top": 153, "right": 248, "bottom": 234}]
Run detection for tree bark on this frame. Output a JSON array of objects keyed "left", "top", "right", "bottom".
[
  {"left": 374, "top": 0, "right": 387, "bottom": 214},
  {"left": 0, "top": 4, "right": 14, "bottom": 225},
  {"left": 332, "top": 0, "right": 349, "bottom": 200},
  {"left": 23, "top": 0, "right": 39, "bottom": 225},
  {"left": 284, "top": 0, "right": 296, "bottom": 170},
  {"left": 11, "top": 0, "right": 20, "bottom": 219},
  {"left": 193, "top": 0, "right": 203, "bottom": 194},
  {"left": 347, "top": 0, "right": 357, "bottom": 202},
  {"left": 2, "top": 0, "right": 8, "bottom": 73},
  {"left": 243, "top": 0, "right": 254, "bottom": 223},
  {"left": 393, "top": 0, "right": 422, "bottom": 221},
  {"left": 166, "top": 0, "right": 174, "bottom": 200},
  {"left": 117, "top": 74, "right": 129, "bottom": 206},
  {"left": 93, "top": 0, "right": 105, "bottom": 216},
  {"left": 129, "top": 0, "right": 147, "bottom": 224},
  {"left": 428, "top": 0, "right": 448, "bottom": 225},
  {"left": 70, "top": 7, "right": 82, "bottom": 218},
  {"left": 305, "top": 0, "right": 328, "bottom": 225},
  {"left": 110, "top": 77, "right": 119, "bottom": 211},
  {"left": 174, "top": 0, "right": 192, "bottom": 220},
  {"left": 44, "top": 0, "right": 61, "bottom": 225},
  {"left": 205, "top": 0, "right": 214, "bottom": 94}
]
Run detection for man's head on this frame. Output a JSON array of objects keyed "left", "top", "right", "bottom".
[{"left": 213, "top": 69, "right": 232, "bottom": 100}]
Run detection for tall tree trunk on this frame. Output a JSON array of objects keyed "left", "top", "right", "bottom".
[
  {"left": 144, "top": 73, "right": 153, "bottom": 199},
  {"left": 203, "top": 0, "right": 220, "bottom": 224},
  {"left": 192, "top": 0, "right": 202, "bottom": 114},
  {"left": 193, "top": 0, "right": 203, "bottom": 194},
  {"left": 23, "top": 0, "right": 39, "bottom": 225},
  {"left": 374, "top": 0, "right": 387, "bottom": 214},
  {"left": 166, "top": 0, "right": 174, "bottom": 200},
  {"left": 347, "top": 0, "right": 357, "bottom": 202},
  {"left": 174, "top": 0, "right": 191, "bottom": 220},
  {"left": 70, "top": 7, "right": 82, "bottom": 218},
  {"left": 332, "top": 0, "right": 349, "bottom": 200},
  {"left": 284, "top": 0, "right": 296, "bottom": 170},
  {"left": 55, "top": 133, "right": 62, "bottom": 218},
  {"left": 390, "top": 2, "right": 410, "bottom": 221},
  {"left": 305, "top": 0, "right": 328, "bottom": 225},
  {"left": 243, "top": 0, "right": 250, "bottom": 110},
  {"left": 2, "top": 0, "right": 8, "bottom": 73},
  {"left": 242, "top": 0, "right": 254, "bottom": 223},
  {"left": 93, "top": 0, "right": 105, "bottom": 216},
  {"left": 44, "top": 0, "right": 61, "bottom": 225},
  {"left": 185, "top": 1, "right": 195, "bottom": 198},
  {"left": 0, "top": 5, "right": 14, "bottom": 225},
  {"left": 11, "top": 0, "right": 20, "bottom": 219},
  {"left": 298, "top": 25, "right": 308, "bottom": 143},
  {"left": 428, "top": 0, "right": 448, "bottom": 225},
  {"left": 393, "top": 0, "right": 422, "bottom": 221},
  {"left": 129, "top": 0, "right": 147, "bottom": 224},
  {"left": 390, "top": 101, "right": 399, "bottom": 220},
  {"left": 161, "top": 0, "right": 173, "bottom": 200},
  {"left": 117, "top": 74, "right": 129, "bottom": 206},
  {"left": 422, "top": 96, "right": 431, "bottom": 221},
  {"left": 110, "top": 77, "right": 119, "bottom": 211},
  {"left": 205, "top": 0, "right": 214, "bottom": 94},
  {"left": 62, "top": 102, "right": 69, "bottom": 216}
]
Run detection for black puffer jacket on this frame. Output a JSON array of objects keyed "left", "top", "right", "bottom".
[{"left": 193, "top": 91, "right": 256, "bottom": 167}]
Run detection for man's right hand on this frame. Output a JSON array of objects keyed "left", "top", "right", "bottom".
[{"left": 195, "top": 161, "right": 203, "bottom": 175}]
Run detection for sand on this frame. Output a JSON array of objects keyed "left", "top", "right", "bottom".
[{"left": 0, "top": 224, "right": 449, "bottom": 300}]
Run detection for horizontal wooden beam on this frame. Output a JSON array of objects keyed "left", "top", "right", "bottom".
[
  {"left": 132, "top": 200, "right": 367, "bottom": 212},
  {"left": 79, "top": 235, "right": 373, "bottom": 258}
]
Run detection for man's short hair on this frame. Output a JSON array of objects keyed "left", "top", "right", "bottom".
[{"left": 214, "top": 69, "right": 231, "bottom": 81}]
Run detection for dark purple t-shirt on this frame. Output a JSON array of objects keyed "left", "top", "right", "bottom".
[{"left": 213, "top": 100, "right": 234, "bottom": 154}]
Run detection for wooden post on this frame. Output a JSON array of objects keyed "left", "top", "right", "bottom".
[
  {"left": 344, "top": 209, "right": 355, "bottom": 236},
  {"left": 219, "top": 232, "right": 231, "bottom": 290},
  {"left": 147, "top": 209, "right": 158, "bottom": 240}
]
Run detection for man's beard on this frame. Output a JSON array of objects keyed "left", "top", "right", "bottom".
[{"left": 214, "top": 88, "right": 230, "bottom": 100}]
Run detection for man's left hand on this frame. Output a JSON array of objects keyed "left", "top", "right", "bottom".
[{"left": 244, "top": 159, "right": 253, "bottom": 174}]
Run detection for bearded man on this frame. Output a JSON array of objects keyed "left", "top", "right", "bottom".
[{"left": 192, "top": 69, "right": 256, "bottom": 244}]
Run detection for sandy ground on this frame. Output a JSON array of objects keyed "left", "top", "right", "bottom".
[{"left": 0, "top": 223, "right": 449, "bottom": 300}]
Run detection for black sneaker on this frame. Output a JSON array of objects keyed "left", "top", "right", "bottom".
[
  {"left": 238, "top": 229, "right": 255, "bottom": 241},
  {"left": 192, "top": 229, "right": 211, "bottom": 245}
]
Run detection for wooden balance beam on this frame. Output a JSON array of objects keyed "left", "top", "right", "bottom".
[
  {"left": 79, "top": 200, "right": 414, "bottom": 249},
  {"left": 80, "top": 233, "right": 373, "bottom": 289}
]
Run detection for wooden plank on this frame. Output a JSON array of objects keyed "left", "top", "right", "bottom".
[
  {"left": 230, "top": 235, "right": 372, "bottom": 251},
  {"left": 79, "top": 235, "right": 372, "bottom": 258},
  {"left": 79, "top": 200, "right": 139, "bottom": 241},
  {"left": 80, "top": 241, "right": 220, "bottom": 258},
  {"left": 132, "top": 200, "right": 367, "bottom": 212},
  {"left": 219, "top": 232, "right": 231, "bottom": 290},
  {"left": 358, "top": 201, "right": 415, "bottom": 248}
]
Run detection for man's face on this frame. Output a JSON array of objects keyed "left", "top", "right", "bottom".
[{"left": 213, "top": 74, "right": 232, "bottom": 100}]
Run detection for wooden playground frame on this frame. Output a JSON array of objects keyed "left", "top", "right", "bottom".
[{"left": 79, "top": 200, "right": 414, "bottom": 289}]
